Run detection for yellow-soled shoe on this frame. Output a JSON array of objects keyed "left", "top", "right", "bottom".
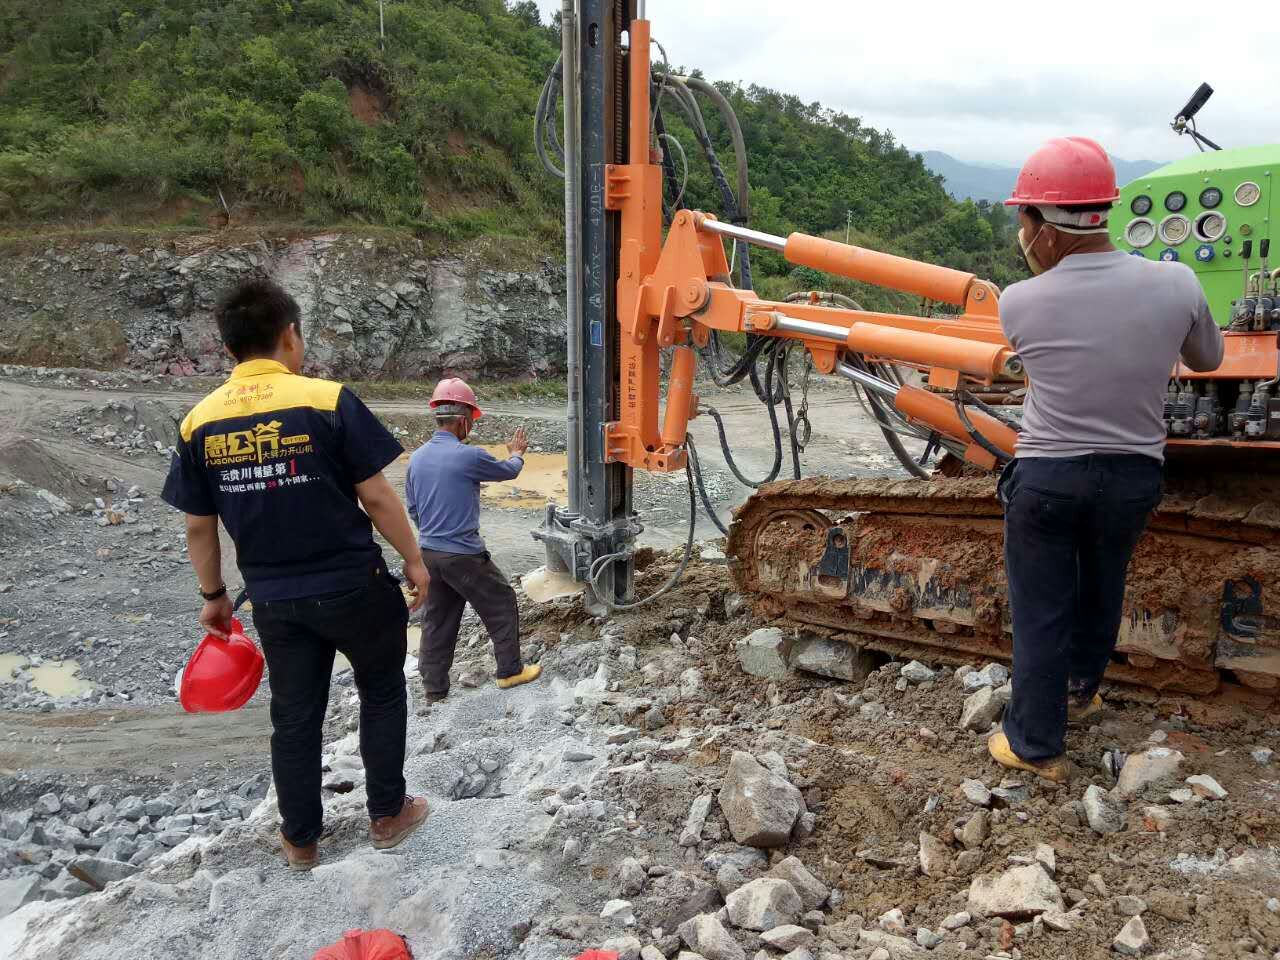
[
  {"left": 1067, "top": 692, "right": 1105, "bottom": 726},
  {"left": 496, "top": 664, "right": 542, "bottom": 690},
  {"left": 988, "top": 730, "right": 1070, "bottom": 783}
]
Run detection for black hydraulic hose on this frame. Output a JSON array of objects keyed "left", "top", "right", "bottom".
[
  {"left": 685, "top": 435, "right": 729, "bottom": 536},
  {"left": 780, "top": 346, "right": 802, "bottom": 479},
  {"left": 654, "top": 107, "right": 684, "bottom": 219},
  {"left": 954, "top": 390, "right": 1013, "bottom": 465},
  {"left": 705, "top": 342, "right": 784, "bottom": 488},
  {"left": 535, "top": 55, "right": 565, "bottom": 178}
]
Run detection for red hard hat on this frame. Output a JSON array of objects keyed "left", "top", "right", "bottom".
[
  {"left": 312, "top": 929, "right": 412, "bottom": 960},
  {"left": 179, "top": 618, "right": 264, "bottom": 713},
  {"left": 1004, "top": 137, "right": 1120, "bottom": 207},
  {"left": 429, "top": 377, "right": 483, "bottom": 419}
]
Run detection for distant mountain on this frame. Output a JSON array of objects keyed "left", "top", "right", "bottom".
[{"left": 920, "top": 151, "right": 1165, "bottom": 204}]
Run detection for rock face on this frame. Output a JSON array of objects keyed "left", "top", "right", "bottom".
[
  {"left": 967, "top": 865, "right": 1064, "bottom": 920},
  {"left": 0, "top": 236, "right": 567, "bottom": 380},
  {"left": 725, "top": 878, "right": 803, "bottom": 931},
  {"left": 718, "top": 752, "right": 804, "bottom": 848},
  {"left": 736, "top": 628, "right": 792, "bottom": 680}
]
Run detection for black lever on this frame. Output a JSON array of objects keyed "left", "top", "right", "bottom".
[
  {"left": 1176, "top": 82, "right": 1214, "bottom": 123},
  {"left": 1242, "top": 240, "right": 1253, "bottom": 260},
  {"left": 1262, "top": 239, "right": 1271, "bottom": 259}
]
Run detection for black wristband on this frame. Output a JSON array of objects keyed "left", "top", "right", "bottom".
[{"left": 200, "top": 584, "right": 228, "bottom": 601}]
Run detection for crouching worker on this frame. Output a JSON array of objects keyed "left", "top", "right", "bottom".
[
  {"left": 406, "top": 378, "right": 542, "bottom": 701},
  {"left": 162, "top": 279, "right": 432, "bottom": 871}
]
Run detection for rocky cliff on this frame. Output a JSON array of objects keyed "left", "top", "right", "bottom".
[{"left": 0, "top": 233, "right": 567, "bottom": 381}]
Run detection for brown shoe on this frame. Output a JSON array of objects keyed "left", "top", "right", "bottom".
[
  {"left": 369, "top": 795, "right": 430, "bottom": 850},
  {"left": 280, "top": 832, "right": 319, "bottom": 872}
]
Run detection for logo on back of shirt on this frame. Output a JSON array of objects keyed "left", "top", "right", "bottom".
[{"left": 202, "top": 420, "right": 314, "bottom": 467}]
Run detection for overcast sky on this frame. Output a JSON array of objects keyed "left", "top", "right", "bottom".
[{"left": 531, "top": 0, "right": 1275, "bottom": 166}]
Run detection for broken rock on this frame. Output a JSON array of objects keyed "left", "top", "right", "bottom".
[
  {"left": 680, "top": 794, "right": 714, "bottom": 847},
  {"left": 769, "top": 857, "right": 829, "bottom": 912},
  {"left": 967, "top": 864, "right": 1064, "bottom": 920},
  {"left": 601, "top": 899, "right": 637, "bottom": 926},
  {"left": 619, "top": 857, "right": 648, "bottom": 896},
  {"left": 1116, "top": 748, "right": 1185, "bottom": 797},
  {"left": 0, "top": 874, "right": 43, "bottom": 919},
  {"left": 726, "top": 878, "right": 803, "bottom": 932},
  {"left": 789, "top": 635, "right": 874, "bottom": 681},
  {"left": 959, "top": 686, "right": 1007, "bottom": 733},
  {"left": 1082, "top": 785, "right": 1125, "bottom": 834},
  {"left": 1112, "top": 915, "right": 1150, "bottom": 956},
  {"left": 960, "top": 779, "right": 993, "bottom": 808},
  {"left": 918, "top": 832, "right": 950, "bottom": 878},
  {"left": 719, "top": 751, "right": 804, "bottom": 848},
  {"left": 736, "top": 628, "right": 792, "bottom": 680},
  {"left": 679, "top": 913, "right": 745, "bottom": 960},
  {"left": 900, "top": 660, "right": 937, "bottom": 684},
  {"left": 1185, "top": 774, "right": 1227, "bottom": 800},
  {"left": 652, "top": 871, "right": 723, "bottom": 931},
  {"left": 760, "top": 924, "right": 816, "bottom": 952}
]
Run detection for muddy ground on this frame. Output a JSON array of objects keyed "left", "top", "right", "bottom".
[{"left": 1, "top": 366, "right": 1277, "bottom": 959}]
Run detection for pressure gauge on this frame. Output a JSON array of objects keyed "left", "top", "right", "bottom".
[
  {"left": 1235, "top": 181, "right": 1261, "bottom": 207},
  {"left": 1125, "top": 218, "right": 1156, "bottom": 248},
  {"left": 1165, "top": 190, "right": 1187, "bottom": 212},
  {"left": 1193, "top": 211, "right": 1227, "bottom": 243},
  {"left": 1159, "top": 214, "right": 1191, "bottom": 245},
  {"left": 1131, "top": 195, "right": 1153, "bottom": 216},
  {"left": 1199, "top": 187, "right": 1223, "bottom": 209}
]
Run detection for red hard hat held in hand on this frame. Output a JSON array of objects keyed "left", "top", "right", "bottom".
[
  {"left": 429, "top": 377, "right": 483, "bottom": 419},
  {"left": 1005, "top": 137, "right": 1120, "bottom": 207},
  {"left": 179, "top": 617, "right": 264, "bottom": 713}
]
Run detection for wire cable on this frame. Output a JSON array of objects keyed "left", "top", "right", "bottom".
[
  {"left": 587, "top": 460, "right": 696, "bottom": 610},
  {"left": 686, "top": 434, "right": 729, "bottom": 536}
]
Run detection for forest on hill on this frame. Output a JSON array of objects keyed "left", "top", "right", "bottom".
[{"left": 0, "top": 0, "right": 1024, "bottom": 304}]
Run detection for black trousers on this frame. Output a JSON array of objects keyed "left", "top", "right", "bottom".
[
  {"left": 252, "top": 567, "right": 409, "bottom": 846},
  {"left": 1000, "top": 454, "right": 1162, "bottom": 761},
  {"left": 419, "top": 548, "right": 522, "bottom": 696}
]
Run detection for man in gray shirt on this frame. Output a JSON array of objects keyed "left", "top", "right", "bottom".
[{"left": 988, "top": 137, "right": 1224, "bottom": 781}]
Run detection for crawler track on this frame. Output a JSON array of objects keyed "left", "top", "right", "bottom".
[{"left": 726, "top": 468, "right": 1280, "bottom": 707}]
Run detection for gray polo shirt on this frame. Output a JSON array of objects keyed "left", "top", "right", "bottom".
[{"left": 1000, "top": 251, "right": 1225, "bottom": 461}]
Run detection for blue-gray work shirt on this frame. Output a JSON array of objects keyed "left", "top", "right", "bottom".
[{"left": 405, "top": 431, "right": 524, "bottom": 554}]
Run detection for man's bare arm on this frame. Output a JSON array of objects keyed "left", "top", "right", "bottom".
[{"left": 185, "top": 513, "right": 233, "bottom": 638}]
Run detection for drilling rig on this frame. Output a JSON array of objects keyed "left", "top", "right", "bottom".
[{"left": 535, "top": 2, "right": 1280, "bottom": 707}]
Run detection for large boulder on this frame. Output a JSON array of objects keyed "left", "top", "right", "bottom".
[
  {"left": 650, "top": 871, "right": 724, "bottom": 931},
  {"left": 718, "top": 752, "right": 804, "bottom": 848},
  {"left": 0, "top": 873, "right": 43, "bottom": 919},
  {"left": 725, "top": 878, "right": 803, "bottom": 932},
  {"left": 967, "top": 865, "right": 1064, "bottom": 920}
]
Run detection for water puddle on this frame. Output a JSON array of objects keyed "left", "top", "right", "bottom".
[
  {"left": 0, "top": 654, "right": 96, "bottom": 698},
  {"left": 478, "top": 445, "right": 568, "bottom": 509}
]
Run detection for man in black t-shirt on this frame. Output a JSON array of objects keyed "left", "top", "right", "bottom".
[{"left": 162, "top": 279, "right": 431, "bottom": 870}]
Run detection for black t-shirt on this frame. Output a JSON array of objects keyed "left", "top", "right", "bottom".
[{"left": 161, "top": 359, "right": 403, "bottom": 601}]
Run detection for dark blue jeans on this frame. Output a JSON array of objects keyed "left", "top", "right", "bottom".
[
  {"left": 999, "top": 454, "right": 1162, "bottom": 760},
  {"left": 252, "top": 566, "right": 409, "bottom": 845}
]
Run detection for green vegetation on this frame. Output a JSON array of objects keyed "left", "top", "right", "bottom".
[{"left": 0, "top": 0, "right": 1023, "bottom": 295}]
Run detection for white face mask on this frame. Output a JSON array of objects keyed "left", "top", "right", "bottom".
[{"left": 1017, "top": 225, "right": 1047, "bottom": 275}]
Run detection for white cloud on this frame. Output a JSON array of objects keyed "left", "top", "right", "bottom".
[{"left": 532, "top": 0, "right": 1275, "bottom": 166}]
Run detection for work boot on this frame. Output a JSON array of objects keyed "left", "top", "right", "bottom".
[
  {"left": 1067, "top": 692, "right": 1105, "bottom": 726},
  {"left": 369, "top": 795, "right": 430, "bottom": 850},
  {"left": 987, "top": 730, "right": 1070, "bottom": 783},
  {"left": 280, "top": 832, "right": 319, "bottom": 872},
  {"left": 496, "top": 664, "right": 542, "bottom": 690}
]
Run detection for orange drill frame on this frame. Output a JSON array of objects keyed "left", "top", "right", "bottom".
[{"left": 603, "top": 17, "right": 1021, "bottom": 471}]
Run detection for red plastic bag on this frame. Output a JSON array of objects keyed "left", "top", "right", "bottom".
[{"left": 311, "top": 929, "right": 413, "bottom": 960}]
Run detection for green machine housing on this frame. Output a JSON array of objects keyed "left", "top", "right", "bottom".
[{"left": 1113, "top": 146, "right": 1278, "bottom": 327}]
